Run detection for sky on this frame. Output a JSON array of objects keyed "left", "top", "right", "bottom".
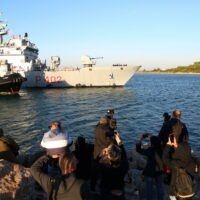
[{"left": 1, "top": 0, "right": 200, "bottom": 70}]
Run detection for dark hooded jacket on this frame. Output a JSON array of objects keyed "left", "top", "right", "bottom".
[
  {"left": 136, "top": 142, "right": 163, "bottom": 177},
  {"left": 98, "top": 145, "right": 129, "bottom": 193},
  {"left": 162, "top": 142, "right": 196, "bottom": 195}
]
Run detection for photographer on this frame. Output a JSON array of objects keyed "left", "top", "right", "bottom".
[
  {"left": 136, "top": 134, "right": 164, "bottom": 200},
  {"left": 98, "top": 142, "right": 128, "bottom": 200},
  {"left": 159, "top": 110, "right": 188, "bottom": 146},
  {"left": 106, "top": 109, "right": 115, "bottom": 120},
  {"left": 92, "top": 116, "right": 122, "bottom": 191},
  {"left": 162, "top": 133, "right": 195, "bottom": 200}
]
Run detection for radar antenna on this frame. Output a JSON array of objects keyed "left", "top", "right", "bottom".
[
  {"left": 51, "top": 56, "right": 60, "bottom": 70},
  {"left": 0, "top": 12, "right": 9, "bottom": 44}
]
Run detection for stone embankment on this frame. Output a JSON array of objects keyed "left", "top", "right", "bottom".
[{"left": 0, "top": 149, "right": 200, "bottom": 200}]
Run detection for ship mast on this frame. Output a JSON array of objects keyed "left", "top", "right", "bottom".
[{"left": 0, "top": 12, "right": 9, "bottom": 45}]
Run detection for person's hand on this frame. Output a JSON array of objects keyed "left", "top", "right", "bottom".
[
  {"left": 100, "top": 147, "right": 109, "bottom": 157},
  {"left": 51, "top": 154, "right": 60, "bottom": 158},
  {"left": 173, "top": 137, "right": 178, "bottom": 148},
  {"left": 137, "top": 135, "right": 143, "bottom": 141},
  {"left": 114, "top": 131, "right": 122, "bottom": 145},
  {"left": 167, "top": 136, "right": 178, "bottom": 148},
  {"left": 166, "top": 136, "right": 172, "bottom": 146}
]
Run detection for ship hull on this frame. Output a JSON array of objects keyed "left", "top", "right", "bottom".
[
  {"left": 22, "top": 65, "right": 141, "bottom": 88},
  {"left": 0, "top": 73, "right": 27, "bottom": 94}
]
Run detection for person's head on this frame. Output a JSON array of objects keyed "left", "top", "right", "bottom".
[
  {"left": 109, "top": 118, "right": 117, "bottom": 129},
  {"left": 163, "top": 112, "right": 170, "bottom": 122},
  {"left": 49, "top": 121, "right": 62, "bottom": 130},
  {"left": 99, "top": 116, "right": 109, "bottom": 125},
  {"left": 150, "top": 136, "right": 161, "bottom": 150},
  {"left": 41, "top": 126, "right": 73, "bottom": 156},
  {"left": 106, "top": 109, "right": 115, "bottom": 119},
  {"left": 59, "top": 152, "right": 78, "bottom": 175},
  {"left": 0, "top": 128, "right": 4, "bottom": 137},
  {"left": 103, "top": 144, "right": 121, "bottom": 166},
  {"left": 172, "top": 110, "right": 181, "bottom": 119}
]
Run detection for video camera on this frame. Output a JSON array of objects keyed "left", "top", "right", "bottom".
[
  {"left": 106, "top": 129, "right": 117, "bottom": 137},
  {"left": 106, "top": 109, "right": 115, "bottom": 119}
]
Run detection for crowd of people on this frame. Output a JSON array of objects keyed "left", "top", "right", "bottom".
[
  {"left": 136, "top": 110, "right": 198, "bottom": 200},
  {"left": 0, "top": 109, "right": 199, "bottom": 200}
]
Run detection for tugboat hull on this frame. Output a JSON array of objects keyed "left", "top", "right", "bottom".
[{"left": 0, "top": 73, "right": 27, "bottom": 95}]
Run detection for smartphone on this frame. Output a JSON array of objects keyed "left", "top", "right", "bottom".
[
  {"left": 142, "top": 133, "right": 149, "bottom": 138},
  {"left": 169, "top": 134, "right": 174, "bottom": 143}
]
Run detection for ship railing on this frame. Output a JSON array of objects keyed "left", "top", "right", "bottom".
[
  {"left": 112, "top": 64, "right": 127, "bottom": 66},
  {"left": 52, "top": 67, "right": 80, "bottom": 71}
]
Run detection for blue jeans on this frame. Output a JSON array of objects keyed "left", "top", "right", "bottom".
[{"left": 145, "top": 175, "right": 164, "bottom": 200}]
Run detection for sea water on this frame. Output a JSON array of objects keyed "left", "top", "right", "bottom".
[{"left": 0, "top": 74, "right": 200, "bottom": 153}]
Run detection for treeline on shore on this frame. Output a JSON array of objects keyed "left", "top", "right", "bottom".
[{"left": 142, "top": 61, "right": 200, "bottom": 73}]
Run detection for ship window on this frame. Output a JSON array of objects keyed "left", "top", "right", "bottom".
[{"left": 89, "top": 68, "right": 92, "bottom": 71}]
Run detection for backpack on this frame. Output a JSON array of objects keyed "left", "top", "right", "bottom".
[{"left": 175, "top": 167, "right": 195, "bottom": 198}]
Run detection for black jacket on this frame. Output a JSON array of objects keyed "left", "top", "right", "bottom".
[
  {"left": 162, "top": 142, "right": 195, "bottom": 195},
  {"left": 159, "top": 118, "right": 188, "bottom": 145},
  {"left": 136, "top": 142, "right": 163, "bottom": 177},
  {"left": 98, "top": 145, "right": 129, "bottom": 193},
  {"left": 30, "top": 155, "right": 92, "bottom": 200}
]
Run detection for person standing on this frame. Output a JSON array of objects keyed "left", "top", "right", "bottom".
[
  {"left": 136, "top": 134, "right": 164, "bottom": 200},
  {"left": 73, "top": 136, "right": 94, "bottom": 180},
  {"left": 159, "top": 110, "right": 188, "bottom": 145},
  {"left": 93, "top": 117, "right": 114, "bottom": 160},
  {"left": 162, "top": 133, "right": 195, "bottom": 200},
  {"left": 91, "top": 116, "right": 114, "bottom": 191},
  {"left": 31, "top": 152, "right": 93, "bottom": 200},
  {"left": 98, "top": 133, "right": 129, "bottom": 200},
  {"left": 40, "top": 121, "right": 73, "bottom": 178}
]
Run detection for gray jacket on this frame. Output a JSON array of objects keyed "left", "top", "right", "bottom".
[{"left": 30, "top": 155, "right": 92, "bottom": 200}]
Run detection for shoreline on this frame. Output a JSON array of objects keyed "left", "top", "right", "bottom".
[{"left": 137, "top": 71, "right": 200, "bottom": 75}]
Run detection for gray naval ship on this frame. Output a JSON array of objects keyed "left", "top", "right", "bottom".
[{"left": 0, "top": 12, "right": 141, "bottom": 88}]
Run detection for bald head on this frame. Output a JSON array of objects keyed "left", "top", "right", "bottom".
[{"left": 172, "top": 110, "right": 181, "bottom": 119}]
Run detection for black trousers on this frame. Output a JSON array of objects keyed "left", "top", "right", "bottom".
[{"left": 90, "top": 158, "right": 99, "bottom": 191}]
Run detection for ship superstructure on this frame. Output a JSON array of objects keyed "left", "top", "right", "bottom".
[
  {"left": 0, "top": 12, "right": 141, "bottom": 88},
  {"left": 0, "top": 32, "right": 46, "bottom": 72}
]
